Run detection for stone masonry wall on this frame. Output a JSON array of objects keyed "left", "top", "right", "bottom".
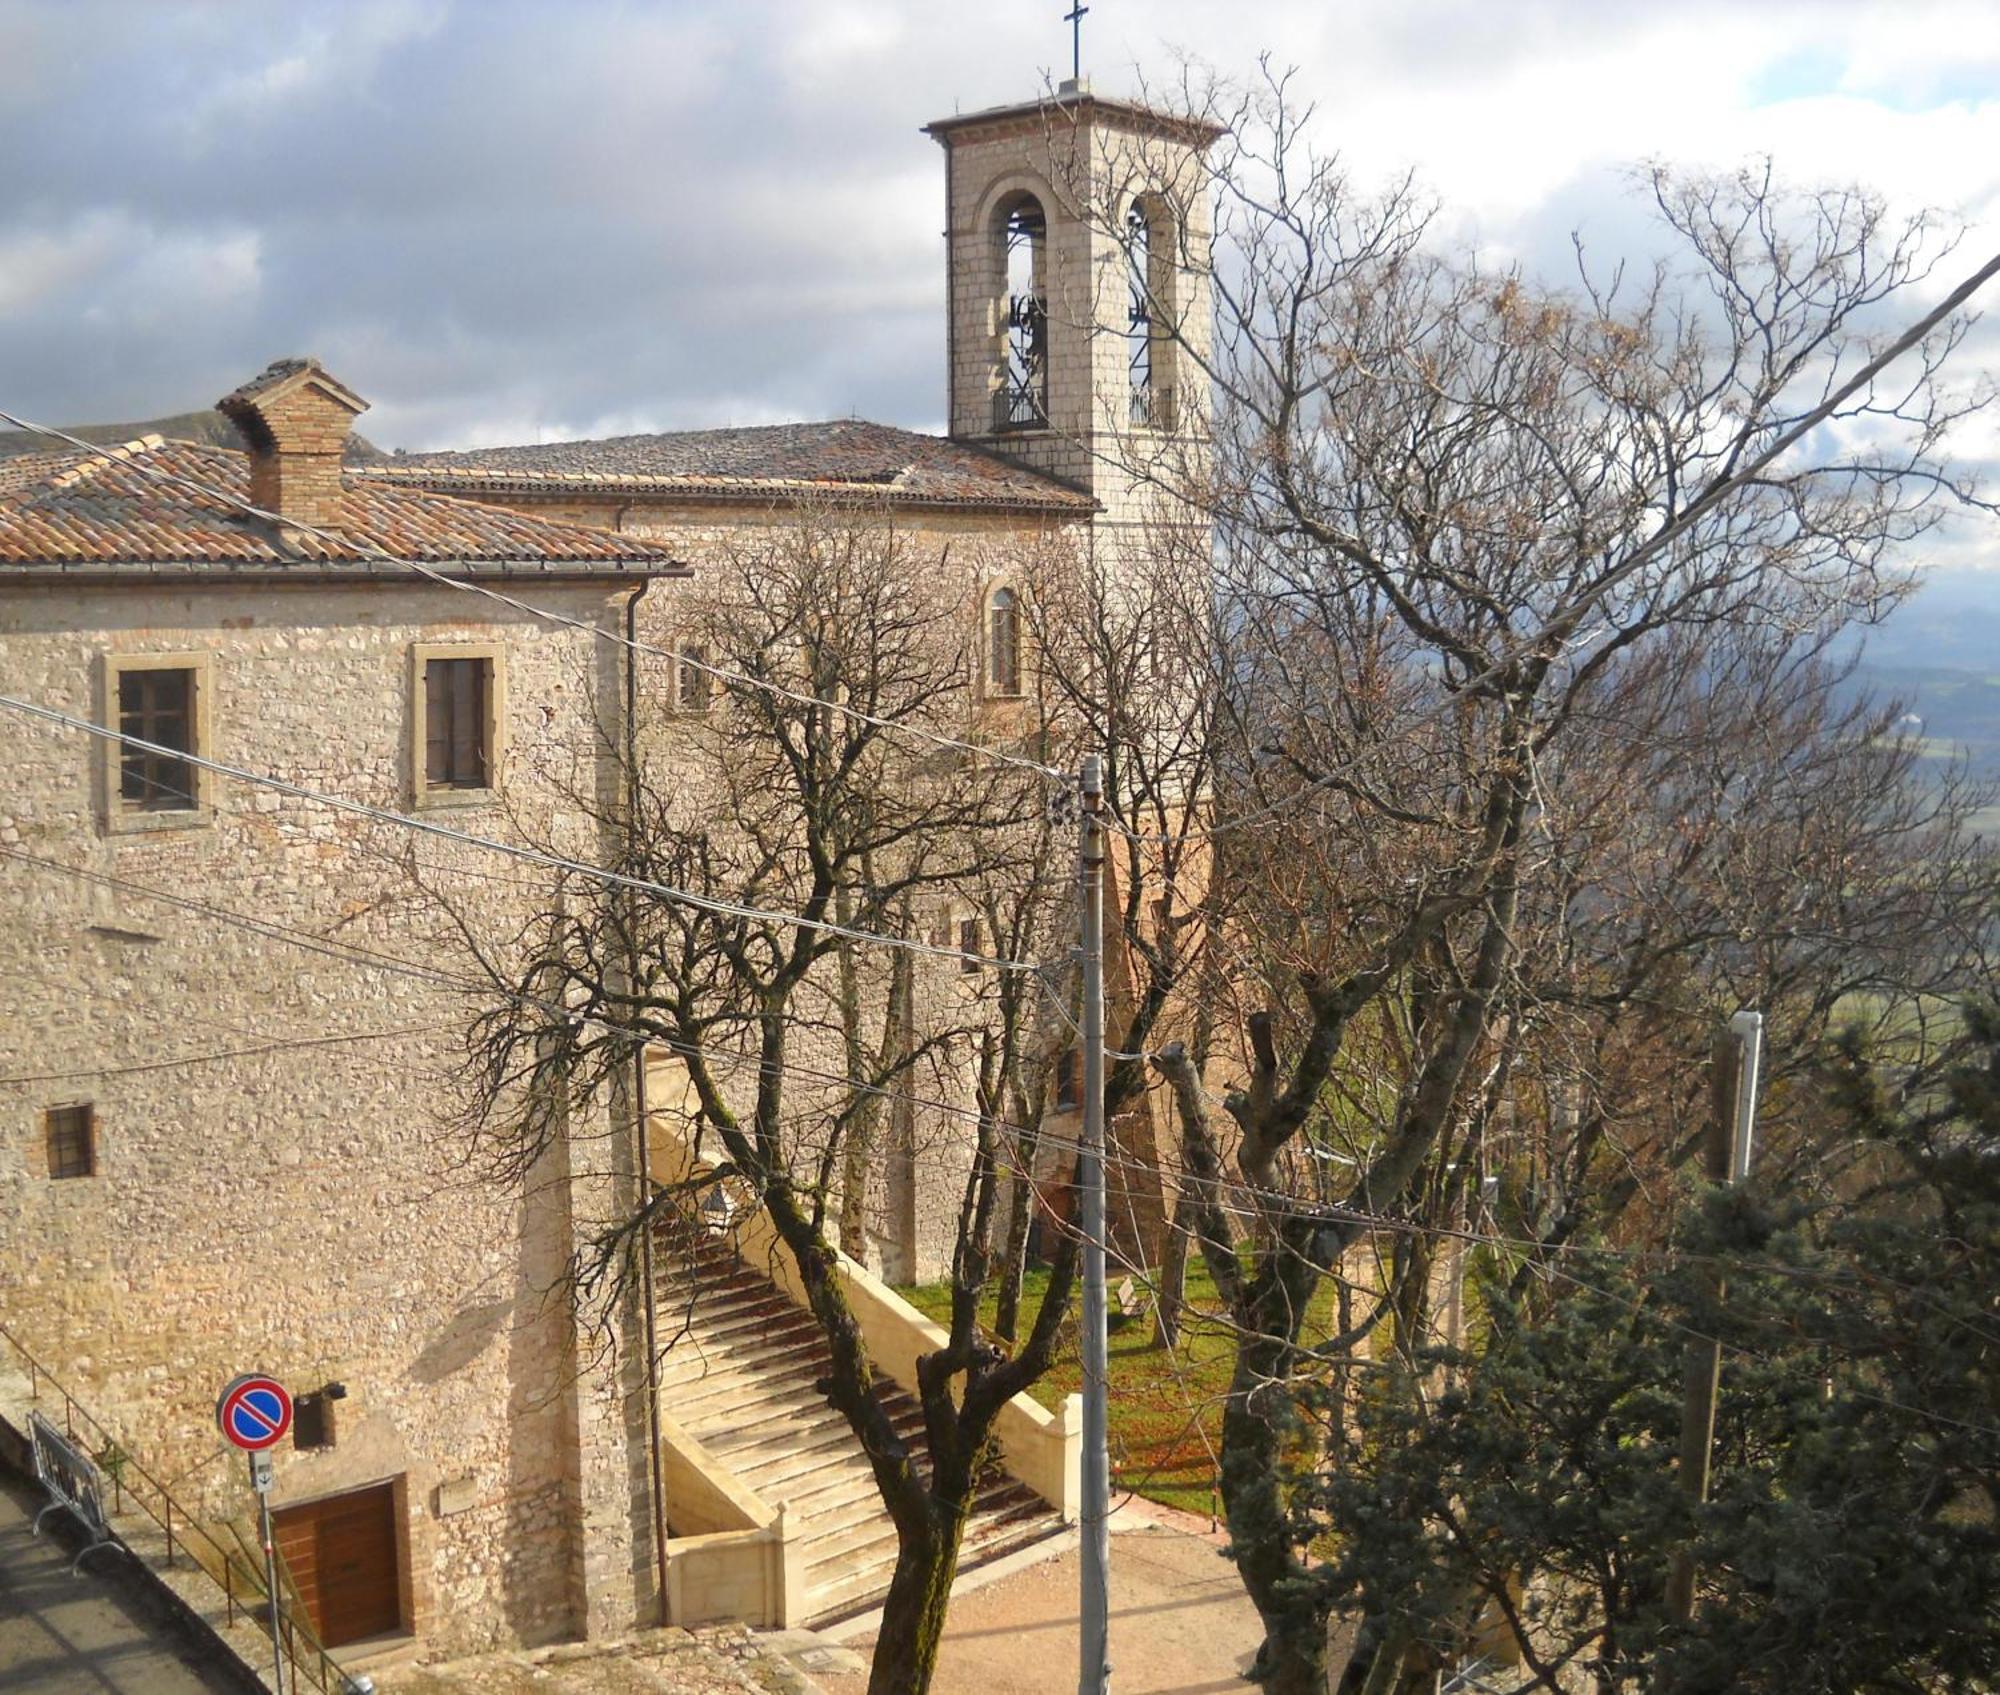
[{"left": 0, "top": 579, "right": 657, "bottom": 1656}]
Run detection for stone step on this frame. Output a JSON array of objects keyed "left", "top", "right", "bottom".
[
  {"left": 703, "top": 1401, "right": 856, "bottom": 1464},
  {"left": 657, "top": 1342, "right": 819, "bottom": 1393},
  {"left": 802, "top": 1500, "right": 1059, "bottom": 1624},
  {"left": 801, "top": 1483, "right": 1040, "bottom": 1572},
  {"left": 676, "top": 1295, "right": 816, "bottom": 1340},
  {"left": 646, "top": 1205, "right": 1063, "bottom": 1634},
  {"left": 658, "top": 1283, "right": 798, "bottom": 1334},
  {"left": 718, "top": 1403, "right": 929, "bottom": 1481},
  {"left": 658, "top": 1334, "right": 825, "bottom": 1395}
]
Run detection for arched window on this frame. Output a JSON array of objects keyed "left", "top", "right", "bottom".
[
  {"left": 1126, "top": 196, "right": 1179, "bottom": 429},
  {"left": 987, "top": 586, "right": 1021, "bottom": 696},
  {"left": 1127, "top": 201, "right": 1154, "bottom": 423},
  {"left": 995, "top": 197, "right": 1048, "bottom": 431}
]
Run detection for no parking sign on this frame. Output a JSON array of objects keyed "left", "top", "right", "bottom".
[{"left": 216, "top": 1374, "right": 293, "bottom": 1453}]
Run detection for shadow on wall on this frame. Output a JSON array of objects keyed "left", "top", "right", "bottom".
[{"left": 407, "top": 1299, "right": 512, "bottom": 1387}]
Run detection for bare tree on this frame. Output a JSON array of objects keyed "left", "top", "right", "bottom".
[
  {"left": 1078, "top": 67, "right": 1999, "bottom": 1694},
  {"left": 437, "top": 505, "right": 1087, "bottom": 1695}
]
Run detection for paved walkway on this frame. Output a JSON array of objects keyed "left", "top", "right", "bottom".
[
  {"left": 821, "top": 1499, "right": 1260, "bottom": 1695},
  {"left": 371, "top": 1624, "right": 812, "bottom": 1694},
  {"left": 0, "top": 1467, "right": 245, "bottom": 1693}
]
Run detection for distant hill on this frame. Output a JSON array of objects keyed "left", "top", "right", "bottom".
[
  {"left": 0, "top": 408, "right": 382, "bottom": 461},
  {"left": 1842, "top": 570, "right": 2000, "bottom": 814}
]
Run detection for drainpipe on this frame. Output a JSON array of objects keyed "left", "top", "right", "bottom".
[{"left": 623, "top": 580, "right": 672, "bottom": 1622}]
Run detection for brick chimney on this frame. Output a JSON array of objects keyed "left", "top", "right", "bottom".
[{"left": 217, "top": 357, "right": 367, "bottom": 533}]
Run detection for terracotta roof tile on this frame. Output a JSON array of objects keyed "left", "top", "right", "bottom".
[
  {"left": 0, "top": 438, "right": 678, "bottom": 577},
  {"left": 359, "top": 419, "right": 1095, "bottom": 513}
]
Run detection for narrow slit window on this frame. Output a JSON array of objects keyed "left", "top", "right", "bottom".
[
  {"left": 988, "top": 588, "right": 1021, "bottom": 696},
  {"left": 677, "top": 646, "right": 712, "bottom": 714},
  {"left": 118, "top": 667, "right": 197, "bottom": 811},
  {"left": 425, "top": 656, "right": 490, "bottom": 789},
  {"left": 959, "top": 917, "right": 983, "bottom": 974},
  {"left": 46, "top": 1104, "right": 95, "bottom": 1180}
]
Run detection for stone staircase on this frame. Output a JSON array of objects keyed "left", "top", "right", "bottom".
[{"left": 652, "top": 1217, "right": 1062, "bottom": 1625}]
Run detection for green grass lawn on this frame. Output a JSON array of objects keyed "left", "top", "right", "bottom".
[{"left": 896, "top": 1259, "right": 1341, "bottom": 1517}]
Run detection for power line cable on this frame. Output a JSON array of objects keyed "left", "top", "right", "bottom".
[
  {"left": 1104, "top": 242, "right": 2000, "bottom": 847},
  {"left": 0, "top": 693, "right": 1044, "bottom": 973},
  {"left": 0, "top": 405, "right": 1071, "bottom": 784}
]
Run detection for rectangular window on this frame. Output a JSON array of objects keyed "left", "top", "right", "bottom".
[
  {"left": 677, "top": 646, "right": 712, "bottom": 714},
  {"left": 958, "top": 917, "right": 982, "bottom": 974},
  {"left": 1055, "top": 1050, "right": 1081, "bottom": 1112},
  {"left": 424, "top": 656, "right": 490, "bottom": 790},
  {"left": 118, "top": 667, "right": 197, "bottom": 811},
  {"left": 46, "top": 1104, "right": 95, "bottom": 1180}
]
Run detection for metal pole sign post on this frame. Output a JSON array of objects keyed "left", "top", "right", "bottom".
[
  {"left": 217, "top": 1375, "right": 293, "bottom": 1695},
  {"left": 1077, "top": 755, "right": 1111, "bottom": 1695}
]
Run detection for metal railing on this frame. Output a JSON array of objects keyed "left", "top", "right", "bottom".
[{"left": 0, "top": 1323, "right": 360, "bottom": 1694}]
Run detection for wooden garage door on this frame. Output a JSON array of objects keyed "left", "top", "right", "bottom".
[{"left": 272, "top": 1481, "right": 402, "bottom": 1648}]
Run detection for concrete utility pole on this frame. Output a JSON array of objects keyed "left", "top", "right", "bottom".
[
  {"left": 1078, "top": 754, "right": 1111, "bottom": 1695},
  {"left": 1667, "top": 1010, "right": 1763, "bottom": 1623}
]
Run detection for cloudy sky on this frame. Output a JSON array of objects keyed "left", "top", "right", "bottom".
[{"left": 3, "top": 0, "right": 1998, "bottom": 456}]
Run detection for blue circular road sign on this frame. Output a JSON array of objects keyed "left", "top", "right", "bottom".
[{"left": 216, "top": 1374, "right": 293, "bottom": 1452}]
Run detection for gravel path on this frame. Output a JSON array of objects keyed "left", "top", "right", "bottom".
[{"left": 820, "top": 1499, "right": 1260, "bottom": 1694}]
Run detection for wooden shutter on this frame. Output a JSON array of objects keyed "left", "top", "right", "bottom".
[
  {"left": 425, "top": 658, "right": 489, "bottom": 789},
  {"left": 424, "top": 660, "right": 451, "bottom": 786}
]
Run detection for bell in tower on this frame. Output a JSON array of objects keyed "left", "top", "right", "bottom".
[{"left": 924, "top": 84, "right": 1221, "bottom": 531}]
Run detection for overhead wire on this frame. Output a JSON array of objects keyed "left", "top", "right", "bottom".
[
  {"left": 0, "top": 405, "right": 1073, "bottom": 785},
  {"left": 1100, "top": 238, "right": 2000, "bottom": 849},
  {"left": 0, "top": 694, "right": 1045, "bottom": 973},
  {"left": 4, "top": 836, "right": 1979, "bottom": 1333},
  {"left": 9, "top": 843, "right": 1990, "bottom": 1450}
]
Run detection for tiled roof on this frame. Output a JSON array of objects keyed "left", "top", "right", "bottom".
[
  {"left": 359, "top": 419, "right": 1095, "bottom": 513},
  {"left": 0, "top": 437, "right": 678, "bottom": 577},
  {"left": 220, "top": 356, "right": 319, "bottom": 402}
]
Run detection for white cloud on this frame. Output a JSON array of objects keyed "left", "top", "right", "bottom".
[{"left": 0, "top": 216, "right": 124, "bottom": 316}]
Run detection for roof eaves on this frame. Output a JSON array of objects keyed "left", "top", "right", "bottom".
[
  {"left": 0, "top": 556, "right": 688, "bottom": 585},
  {"left": 355, "top": 468, "right": 1096, "bottom": 514}
]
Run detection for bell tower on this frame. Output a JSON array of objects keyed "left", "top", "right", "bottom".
[{"left": 925, "top": 82, "right": 1221, "bottom": 534}]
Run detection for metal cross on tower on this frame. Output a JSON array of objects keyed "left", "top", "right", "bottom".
[{"left": 1064, "top": 2, "right": 1088, "bottom": 83}]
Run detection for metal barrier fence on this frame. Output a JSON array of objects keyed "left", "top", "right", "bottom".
[{"left": 0, "top": 1322, "right": 361, "bottom": 1694}]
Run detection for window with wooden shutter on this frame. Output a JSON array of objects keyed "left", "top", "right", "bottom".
[
  {"left": 424, "top": 657, "right": 489, "bottom": 789},
  {"left": 46, "top": 1104, "right": 95, "bottom": 1179},
  {"left": 117, "top": 667, "right": 197, "bottom": 810}
]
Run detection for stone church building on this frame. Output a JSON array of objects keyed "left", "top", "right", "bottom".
[{"left": 0, "top": 82, "right": 1215, "bottom": 1673}]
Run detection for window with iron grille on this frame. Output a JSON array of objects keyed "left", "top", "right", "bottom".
[
  {"left": 118, "top": 667, "right": 197, "bottom": 811},
  {"left": 424, "top": 656, "right": 490, "bottom": 789},
  {"left": 45, "top": 1104, "right": 94, "bottom": 1180}
]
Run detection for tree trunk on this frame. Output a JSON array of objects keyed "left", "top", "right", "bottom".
[
  {"left": 1153, "top": 1192, "right": 1190, "bottom": 1349},
  {"left": 864, "top": 1504, "right": 968, "bottom": 1695},
  {"left": 993, "top": 1169, "right": 1032, "bottom": 1346},
  {"left": 993, "top": 1087, "right": 1042, "bottom": 1347},
  {"left": 1220, "top": 1256, "right": 1327, "bottom": 1695}
]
